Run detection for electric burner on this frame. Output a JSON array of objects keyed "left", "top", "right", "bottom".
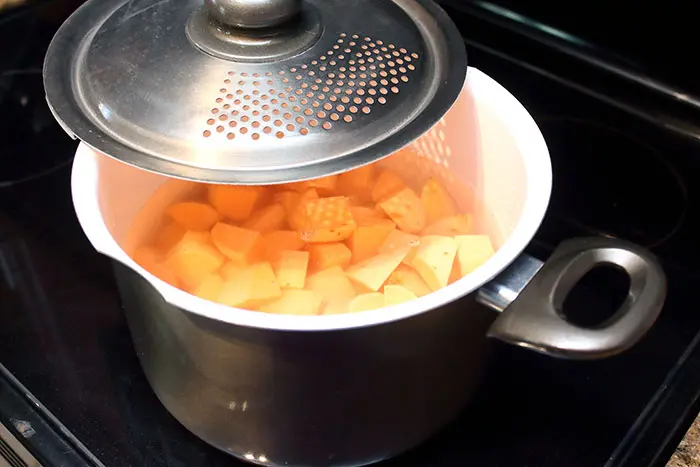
[
  {"left": 0, "top": 69, "right": 73, "bottom": 187},
  {"left": 3, "top": 2, "right": 700, "bottom": 467},
  {"left": 539, "top": 118, "right": 687, "bottom": 247}
]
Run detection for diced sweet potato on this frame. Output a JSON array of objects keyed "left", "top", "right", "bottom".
[
  {"left": 272, "top": 250, "right": 309, "bottom": 289},
  {"left": 259, "top": 289, "right": 324, "bottom": 315},
  {"left": 133, "top": 246, "right": 179, "bottom": 287},
  {"left": 349, "top": 206, "right": 385, "bottom": 223},
  {"left": 210, "top": 223, "right": 263, "bottom": 266},
  {"left": 208, "top": 184, "right": 265, "bottom": 221},
  {"left": 378, "top": 188, "right": 426, "bottom": 234},
  {"left": 384, "top": 284, "right": 418, "bottom": 306},
  {"left": 337, "top": 164, "right": 374, "bottom": 201},
  {"left": 288, "top": 188, "right": 319, "bottom": 230},
  {"left": 378, "top": 229, "right": 420, "bottom": 266},
  {"left": 422, "top": 214, "right": 474, "bottom": 236},
  {"left": 153, "top": 221, "right": 185, "bottom": 252},
  {"left": 193, "top": 273, "right": 224, "bottom": 301},
  {"left": 305, "top": 175, "right": 338, "bottom": 193},
  {"left": 305, "top": 266, "right": 357, "bottom": 303},
  {"left": 455, "top": 235, "right": 495, "bottom": 277},
  {"left": 322, "top": 299, "right": 351, "bottom": 315},
  {"left": 280, "top": 175, "right": 338, "bottom": 194},
  {"left": 261, "top": 230, "right": 305, "bottom": 260},
  {"left": 448, "top": 257, "right": 461, "bottom": 284},
  {"left": 421, "top": 178, "right": 458, "bottom": 225},
  {"left": 298, "top": 196, "right": 357, "bottom": 243},
  {"left": 275, "top": 191, "right": 301, "bottom": 216},
  {"left": 385, "top": 264, "right": 432, "bottom": 297},
  {"left": 220, "top": 261, "right": 245, "bottom": 281},
  {"left": 411, "top": 235, "right": 458, "bottom": 291},
  {"left": 372, "top": 170, "right": 406, "bottom": 202},
  {"left": 306, "top": 242, "right": 352, "bottom": 271},
  {"left": 218, "top": 262, "right": 282, "bottom": 309},
  {"left": 346, "top": 218, "right": 396, "bottom": 263},
  {"left": 243, "top": 204, "right": 287, "bottom": 234},
  {"left": 349, "top": 293, "right": 385, "bottom": 312},
  {"left": 165, "top": 201, "right": 220, "bottom": 231},
  {"left": 345, "top": 246, "right": 410, "bottom": 292},
  {"left": 165, "top": 232, "right": 225, "bottom": 289}
]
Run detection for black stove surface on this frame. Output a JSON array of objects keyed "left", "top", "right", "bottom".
[{"left": 3, "top": 1, "right": 700, "bottom": 466}]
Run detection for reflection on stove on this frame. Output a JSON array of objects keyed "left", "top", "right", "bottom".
[
  {"left": 538, "top": 117, "right": 687, "bottom": 247},
  {"left": 0, "top": 69, "right": 75, "bottom": 187}
]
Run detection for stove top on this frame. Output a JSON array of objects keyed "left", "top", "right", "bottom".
[{"left": 3, "top": 1, "right": 700, "bottom": 466}]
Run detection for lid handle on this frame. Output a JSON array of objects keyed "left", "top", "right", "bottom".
[{"left": 205, "top": 0, "right": 301, "bottom": 29}]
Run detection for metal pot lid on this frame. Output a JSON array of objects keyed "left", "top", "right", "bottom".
[{"left": 43, "top": 0, "right": 466, "bottom": 184}]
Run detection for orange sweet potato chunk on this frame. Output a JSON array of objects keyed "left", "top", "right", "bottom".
[
  {"left": 455, "top": 235, "right": 495, "bottom": 277},
  {"left": 280, "top": 175, "right": 338, "bottom": 194},
  {"left": 306, "top": 242, "right": 352, "bottom": 272},
  {"left": 306, "top": 266, "right": 357, "bottom": 303},
  {"left": 379, "top": 228, "right": 420, "bottom": 266},
  {"left": 165, "top": 232, "right": 225, "bottom": 290},
  {"left": 337, "top": 164, "right": 374, "bottom": 201},
  {"left": 383, "top": 284, "right": 417, "bottom": 306},
  {"left": 321, "top": 299, "right": 351, "bottom": 315},
  {"left": 153, "top": 221, "right": 185, "bottom": 252},
  {"left": 275, "top": 191, "right": 301, "bottom": 216},
  {"left": 166, "top": 201, "right": 220, "bottom": 231},
  {"left": 349, "top": 206, "right": 386, "bottom": 222},
  {"left": 218, "top": 262, "right": 282, "bottom": 309},
  {"left": 133, "top": 246, "right": 179, "bottom": 287},
  {"left": 345, "top": 246, "right": 410, "bottom": 292},
  {"left": 421, "top": 178, "right": 458, "bottom": 225},
  {"left": 193, "top": 273, "right": 224, "bottom": 301},
  {"left": 208, "top": 184, "right": 265, "bottom": 222},
  {"left": 385, "top": 264, "right": 432, "bottom": 297},
  {"left": 287, "top": 188, "right": 319, "bottom": 230},
  {"left": 220, "top": 261, "right": 245, "bottom": 281},
  {"left": 372, "top": 169, "right": 406, "bottom": 202},
  {"left": 346, "top": 218, "right": 396, "bottom": 264},
  {"left": 210, "top": 223, "right": 263, "bottom": 266},
  {"left": 411, "top": 235, "right": 458, "bottom": 291},
  {"left": 243, "top": 204, "right": 287, "bottom": 234},
  {"left": 349, "top": 293, "right": 385, "bottom": 312},
  {"left": 297, "top": 196, "right": 357, "bottom": 243},
  {"left": 378, "top": 188, "right": 426, "bottom": 234},
  {"left": 422, "top": 214, "right": 475, "bottom": 236},
  {"left": 261, "top": 230, "right": 305, "bottom": 260},
  {"left": 272, "top": 250, "right": 309, "bottom": 289},
  {"left": 259, "top": 289, "right": 324, "bottom": 315}
]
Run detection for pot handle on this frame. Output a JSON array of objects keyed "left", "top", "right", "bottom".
[{"left": 477, "top": 237, "right": 666, "bottom": 359}]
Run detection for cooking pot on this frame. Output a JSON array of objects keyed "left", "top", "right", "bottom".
[
  {"left": 68, "top": 67, "right": 666, "bottom": 466},
  {"left": 45, "top": 0, "right": 666, "bottom": 463}
]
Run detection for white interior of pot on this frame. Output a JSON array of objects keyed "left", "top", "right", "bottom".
[{"left": 71, "top": 67, "right": 552, "bottom": 331}]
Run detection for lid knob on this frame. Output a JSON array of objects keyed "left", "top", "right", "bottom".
[{"left": 205, "top": 0, "right": 301, "bottom": 29}]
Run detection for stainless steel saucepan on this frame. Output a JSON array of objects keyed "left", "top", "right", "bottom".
[{"left": 44, "top": 0, "right": 666, "bottom": 464}]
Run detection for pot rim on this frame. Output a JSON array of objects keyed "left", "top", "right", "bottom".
[{"left": 71, "top": 67, "right": 552, "bottom": 332}]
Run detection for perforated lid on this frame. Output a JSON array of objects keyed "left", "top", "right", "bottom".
[{"left": 43, "top": 0, "right": 466, "bottom": 184}]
